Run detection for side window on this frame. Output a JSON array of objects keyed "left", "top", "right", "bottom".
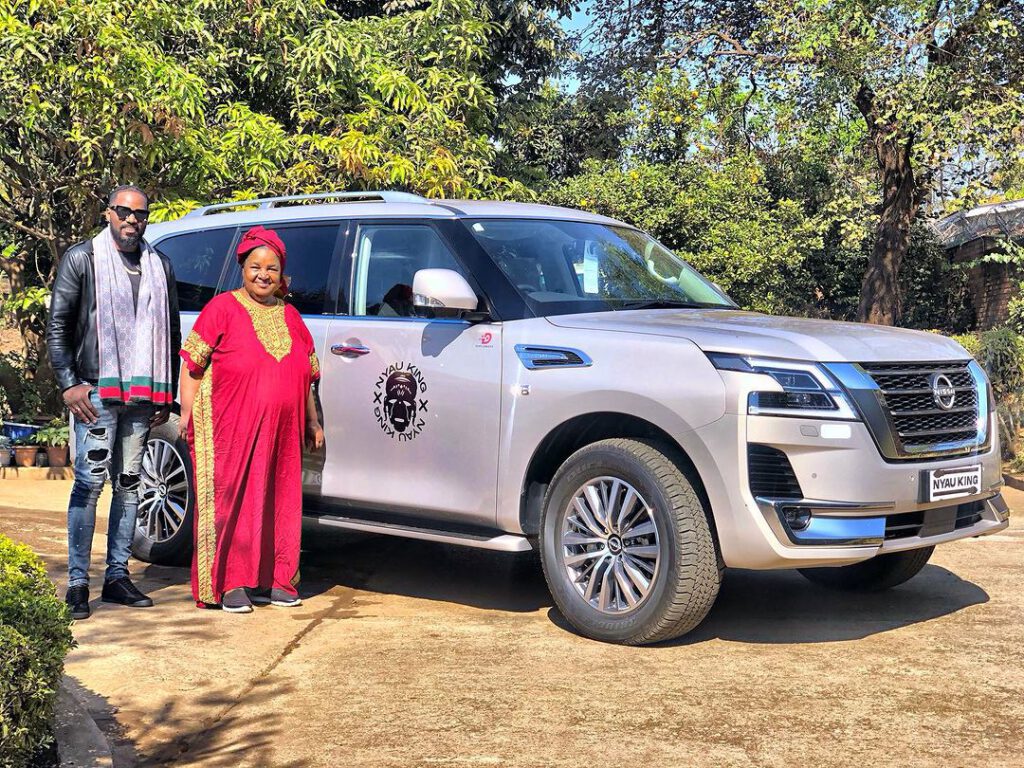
[
  {"left": 226, "top": 223, "right": 342, "bottom": 315},
  {"left": 155, "top": 228, "right": 235, "bottom": 311},
  {"left": 352, "top": 225, "right": 469, "bottom": 317}
]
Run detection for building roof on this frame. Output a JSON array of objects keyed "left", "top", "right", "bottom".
[{"left": 932, "top": 198, "right": 1024, "bottom": 249}]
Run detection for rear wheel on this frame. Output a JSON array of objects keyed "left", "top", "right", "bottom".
[
  {"left": 539, "top": 438, "right": 720, "bottom": 645},
  {"left": 132, "top": 417, "right": 194, "bottom": 565},
  {"left": 798, "top": 546, "right": 934, "bottom": 592}
]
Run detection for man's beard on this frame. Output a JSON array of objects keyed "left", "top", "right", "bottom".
[{"left": 112, "top": 225, "right": 141, "bottom": 251}]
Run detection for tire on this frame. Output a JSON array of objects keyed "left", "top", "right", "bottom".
[
  {"left": 131, "top": 416, "right": 194, "bottom": 565},
  {"left": 798, "top": 546, "right": 934, "bottom": 592},
  {"left": 539, "top": 438, "right": 721, "bottom": 645}
]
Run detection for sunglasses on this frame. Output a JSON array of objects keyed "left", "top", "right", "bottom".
[{"left": 109, "top": 205, "right": 150, "bottom": 222}]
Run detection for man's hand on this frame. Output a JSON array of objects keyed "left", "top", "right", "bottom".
[
  {"left": 305, "top": 421, "right": 325, "bottom": 452},
  {"left": 150, "top": 406, "right": 171, "bottom": 428},
  {"left": 63, "top": 384, "right": 99, "bottom": 424}
]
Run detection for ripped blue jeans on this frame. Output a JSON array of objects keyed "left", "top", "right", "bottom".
[{"left": 67, "top": 388, "right": 154, "bottom": 588}]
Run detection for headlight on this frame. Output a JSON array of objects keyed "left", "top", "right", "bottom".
[{"left": 707, "top": 353, "right": 860, "bottom": 421}]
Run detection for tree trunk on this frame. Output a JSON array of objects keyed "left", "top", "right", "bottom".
[
  {"left": 856, "top": 137, "right": 919, "bottom": 325},
  {"left": 854, "top": 85, "right": 922, "bottom": 326}
]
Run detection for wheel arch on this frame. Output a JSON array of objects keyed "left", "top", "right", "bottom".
[{"left": 518, "top": 412, "right": 716, "bottom": 542}]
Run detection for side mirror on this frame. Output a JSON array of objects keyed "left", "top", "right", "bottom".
[{"left": 412, "top": 269, "right": 479, "bottom": 313}]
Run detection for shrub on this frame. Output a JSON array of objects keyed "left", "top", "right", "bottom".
[{"left": 0, "top": 535, "right": 74, "bottom": 767}]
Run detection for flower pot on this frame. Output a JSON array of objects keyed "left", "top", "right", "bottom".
[
  {"left": 46, "top": 446, "right": 69, "bottom": 467},
  {"left": 0, "top": 449, "right": 10, "bottom": 467},
  {"left": 13, "top": 446, "right": 39, "bottom": 468}
]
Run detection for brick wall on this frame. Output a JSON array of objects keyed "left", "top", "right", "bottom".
[{"left": 952, "top": 237, "right": 1021, "bottom": 329}]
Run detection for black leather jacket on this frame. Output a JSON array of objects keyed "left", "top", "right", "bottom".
[{"left": 47, "top": 238, "right": 181, "bottom": 398}]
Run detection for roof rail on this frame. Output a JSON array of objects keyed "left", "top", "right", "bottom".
[{"left": 184, "top": 191, "right": 428, "bottom": 218}]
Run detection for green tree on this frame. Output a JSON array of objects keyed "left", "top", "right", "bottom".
[
  {"left": 548, "top": 157, "right": 824, "bottom": 315},
  {"left": 0, "top": 0, "right": 540, "bottom": 399},
  {"left": 585, "top": 0, "right": 1024, "bottom": 324}
]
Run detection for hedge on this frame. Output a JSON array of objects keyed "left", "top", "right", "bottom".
[{"left": 0, "top": 535, "right": 74, "bottom": 767}]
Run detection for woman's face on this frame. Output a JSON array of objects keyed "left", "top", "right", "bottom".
[{"left": 242, "top": 246, "right": 282, "bottom": 302}]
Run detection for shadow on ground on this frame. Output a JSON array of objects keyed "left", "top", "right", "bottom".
[
  {"left": 548, "top": 563, "right": 989, "bottom": 645},
  {"left": 298, "top": 522, "right": 550, "bottom": 613},
  {"left": 135, "top": 679, "right": 307, "bottom": 768},
  {"left": 64, "top": 676, "right": 140, "bottom": 767},
  {"left": 301, "top": 524, "right": 988, "bottom": 644}
]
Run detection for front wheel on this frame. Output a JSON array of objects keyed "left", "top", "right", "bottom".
[
  {"left": 539, "top": 438, "right": 721, "bottom": 645},
  {"left": 132, "top": 417, "right": 194, "bottom": 565},
  {"left": 798, "top": 546, "right": 934, "bottom": 592}
]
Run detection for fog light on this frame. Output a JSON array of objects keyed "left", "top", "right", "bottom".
[{"left": 782, "top": 505, "right": 812, "bottom": 531}]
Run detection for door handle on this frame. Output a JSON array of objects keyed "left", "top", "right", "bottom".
[{"left": 331, "top": 344, "right": 371, "bottom": 358}]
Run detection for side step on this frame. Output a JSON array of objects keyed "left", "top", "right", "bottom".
[{"left": 310, "top": 514, "right": 533, "bottom": 552}]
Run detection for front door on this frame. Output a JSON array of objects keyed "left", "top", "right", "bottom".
[{"left": 319, "top": 222, "right": 502, "bottom": 528}]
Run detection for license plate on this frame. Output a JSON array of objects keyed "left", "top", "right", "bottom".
[{"left": 925, "top": 465, "right": 982, "bottom": 502}]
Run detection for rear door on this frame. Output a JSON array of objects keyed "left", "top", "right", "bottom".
[
  {"left": 319, "top": 221, "right": 502, "bottom": 528},
  {"left": 220, "top": 221, "right": 348, "bottom": 498}
]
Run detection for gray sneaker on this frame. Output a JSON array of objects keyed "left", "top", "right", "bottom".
[
  {"left": 222, "top": 588, "right": 253, "bottom": 614},
  {"left": 249, "top": 588, "right": 272, "bottom": 606},
  {"left": 270, "top": 589, "right": 302, "bottom": 607}
]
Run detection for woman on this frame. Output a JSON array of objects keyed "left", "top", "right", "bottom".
[{"left": 178, "top": 226, "right": 324, "bottom": 613}]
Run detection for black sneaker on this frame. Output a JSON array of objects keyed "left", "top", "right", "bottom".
[
  {"left": 101, "top": 577, "right": 154, "bottom": 607},
  {"left": 65, "top": 585, "right": 91, "bottom": 620},
  {"left": 222, "top": 588, "right": 253, "bottom": 614}
]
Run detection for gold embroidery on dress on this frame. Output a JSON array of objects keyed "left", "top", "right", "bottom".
[
  {"left": 310, "top": 352, "right": 320, "bottom": 378},
  {"left": 193, "top": 365, "right": 217, "bottom": 605},
  {"left": 182, "top": 331, "right": 213, "bottom": 369},
  {"left": 232, "top": 289, "right": 292, "bottom": 362}
]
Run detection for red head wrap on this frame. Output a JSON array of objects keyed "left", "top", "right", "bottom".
[{"left": 237, "top": 226, "right": 287, "bottom": 271}]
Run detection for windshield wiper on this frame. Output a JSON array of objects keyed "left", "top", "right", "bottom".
[{"left": 614, "top": 300, "right": 703, "bottom": 311}]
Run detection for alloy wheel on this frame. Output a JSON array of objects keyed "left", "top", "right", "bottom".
[
  {"left": 137, "top": 438, "right": 190, "bottom": 544},
  {"left": 560, "top": 476, "right": 661, "bottom": 614}
]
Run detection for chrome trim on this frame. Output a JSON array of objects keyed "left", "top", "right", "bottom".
[
  {"left": 515, "top": 344, "right": 593, "bottom": 370},
  {"left": 755, "top": 496, "right": 889, "bottom": 547},
  {"left": 331, "top": 344, "right": 371, "bottom": 357},
  {"left": 313, "top": 514, "right": 533, "bottom": 552},
  {"left": 826, "top": 360, "right": 991, "bottom": 461},
  {"left": 756, "top": 497, "right": 895, "bottom": 517}
]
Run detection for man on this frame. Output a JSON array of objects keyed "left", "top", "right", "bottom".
[{"left": 47, "top": 185, "right": 180, "bottom": 620}]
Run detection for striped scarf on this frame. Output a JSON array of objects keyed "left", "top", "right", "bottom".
[{"left": 93, "top": 227, "right": 172, "bottom": 405}]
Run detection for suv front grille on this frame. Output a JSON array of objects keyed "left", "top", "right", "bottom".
[
  {"left": 860, "top": 361, "right": 981, "bottom": 457},
  {"left": 748, "top": 445, "right": 803, "bottom": 499}
]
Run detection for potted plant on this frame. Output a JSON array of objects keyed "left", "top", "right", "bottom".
[
  {"left": 0, "top": 435, "right": 10, "bottom": 467},
  {"left": 12, "top": 441, "right": 39, "bottom": 467},
  {"left": 33, "top": 419, "right": 70, "bottom": 468}
]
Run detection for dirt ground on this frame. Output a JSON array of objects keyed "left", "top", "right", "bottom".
[{"left": 0, "top": 480, "right": 1022, "bottom": 768}]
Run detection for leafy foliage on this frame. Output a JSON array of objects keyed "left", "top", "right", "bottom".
[
  {"left": 0, "top": 0, "right": 538, "bottom": 248},
  {"left": 31, "top": 419, "right": 68, "bottom": 448},
  {"left": 548, "top": 157, "right": 822, "bottom": 315},
  {"left": 582, "top": 0, "right": 1024, "bottom": 324},
  {"left": 0, "top": 534, "right": 74, "bottom": 768}
]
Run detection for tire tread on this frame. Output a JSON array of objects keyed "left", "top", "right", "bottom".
[{"left": 540, "top": 438, "right": 720, "bottom": 645}]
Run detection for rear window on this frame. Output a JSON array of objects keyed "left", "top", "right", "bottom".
[{"left": 155, "top": 228, "right": 235, "bottom": 311}]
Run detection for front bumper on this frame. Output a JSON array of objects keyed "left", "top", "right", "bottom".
[
  {"left": 754, "top": 492, "right": 1009, "bottom": 550},
  {"left": 693, "top": 410, "right": 1009, "bottom": 570}
]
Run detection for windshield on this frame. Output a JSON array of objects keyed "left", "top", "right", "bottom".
[{"left": 466, "top": 218, "right": 736, "bottom": 317}]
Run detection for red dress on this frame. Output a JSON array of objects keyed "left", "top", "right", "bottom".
[{"left": 180, "top": 289, "right": 320, "bottom": 607}]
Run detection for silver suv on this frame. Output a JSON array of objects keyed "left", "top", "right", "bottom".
[{"left": 132, "top": 191, "right": 1010, "bottom": 644}]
